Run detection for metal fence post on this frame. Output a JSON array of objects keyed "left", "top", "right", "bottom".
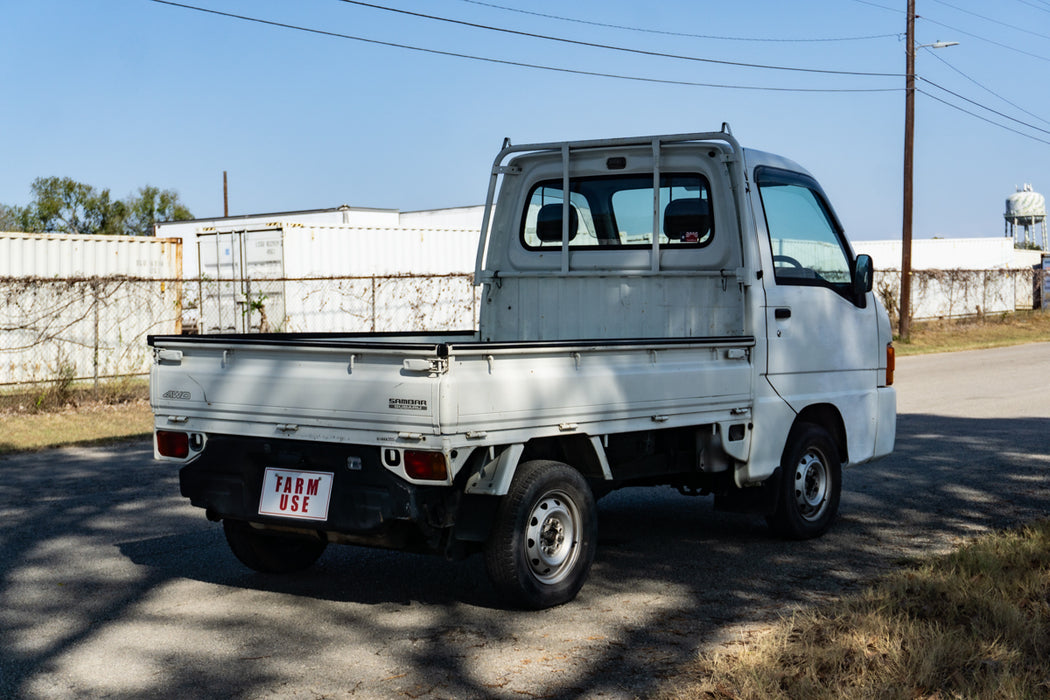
[
  {"left": 371, "top": 276, "right": 377, "bottom": 333},
  {"left": 92, "top": 278, "right": 100, "bottom": 392}
]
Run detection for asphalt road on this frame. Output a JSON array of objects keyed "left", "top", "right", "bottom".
[{"left": 2, "top": 344, "right": 1048, "bottom": 699}]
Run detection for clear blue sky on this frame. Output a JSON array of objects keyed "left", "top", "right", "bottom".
[{"left": 3, "top": 0, "right": 1049, "bottom": 241}]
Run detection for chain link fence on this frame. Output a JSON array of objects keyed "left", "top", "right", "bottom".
[
  {"left": 1, "top": 276, "right": 180, "bottom": 388},
  {"left": 875, "top": 267, "right": 1046, "bottom": 327},
  {"left": 186, "top": 273, "right": 479, "bottom": 334},
  {"left": 2, "top": 273, "right": 480, "bottom": 389},
  {"left": 2, "top": 268, "right": 1045, "bottom": 389}
]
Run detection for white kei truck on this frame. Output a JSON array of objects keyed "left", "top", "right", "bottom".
[{"left": 150, "top": 127, "right": 896, "bottom": 609}]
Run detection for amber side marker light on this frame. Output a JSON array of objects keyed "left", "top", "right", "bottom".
[
  {"left": 886, "top": 344, "right": 895, "bottom": 386},
  {"left": 404, "top": 450, "right": 448, "bottom": 481},
  {"left": 156, "top": 430, "right": 189, "bottom": 459}
]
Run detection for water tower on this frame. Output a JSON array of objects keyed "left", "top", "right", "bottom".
[{"left": 1004, "top": 184, "right": 1047, "bottom": 249}]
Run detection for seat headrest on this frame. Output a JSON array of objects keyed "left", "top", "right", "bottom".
[
  {"left": 663, "top": 198, "right": 711, "bottom": 242},
  {"left": 536, "top": 203, "right": 579, "bottom": 242}
]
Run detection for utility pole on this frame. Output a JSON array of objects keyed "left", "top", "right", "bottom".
[
  {"left": 223, "top": 171, "right": 229, "bottom": 218},
  {"left": 900, "top": 0, "right": 916, "bottom": 341}
]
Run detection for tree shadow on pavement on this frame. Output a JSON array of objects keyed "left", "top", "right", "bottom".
[{"left": 2, "top": 414, "right": 1048, "bottom": 698}]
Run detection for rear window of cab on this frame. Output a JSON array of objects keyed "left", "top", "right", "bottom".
[{"left": 520, "top": 173, "right": 714, "bottom": 250}]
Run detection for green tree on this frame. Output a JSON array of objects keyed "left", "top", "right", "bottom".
[
  {"left": 23, "top": 176, "right": 115, "bottom": 235},
  {"left": 0, "top": 203, "right": 27, "bottom": 231},
  {"left": 125, "top": 185, "right": 193, "bottom": 236},
  {"left": 2, "top": 177, "right": 191, "bottom": 236}
]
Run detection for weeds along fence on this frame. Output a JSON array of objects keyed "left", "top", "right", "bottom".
[
  {"left": 1, "top": 273, "right": 480, "bottom": 389},
  {"left": 874, "top": 267, "right": 1046, "bottom": 326},
  {"left": 2, "top": 269, "right": 1043, "bottom": 388}
]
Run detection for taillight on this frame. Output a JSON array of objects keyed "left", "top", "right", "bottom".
[
  {"left": 156, "top": 430, "right": 189, "bottom": 458},
  {"left": 404, "top": 451, "right": 448, "bottom": 481},
  {"left": 886, "top": 344, "right": 895, "bottom": 386}
]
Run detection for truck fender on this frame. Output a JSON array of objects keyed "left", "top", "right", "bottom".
[{"left": 464, "top": 444, "right": 525, "bottom": 496}]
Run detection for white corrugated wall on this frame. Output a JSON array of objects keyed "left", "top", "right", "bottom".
[
  {"left": 854, "top": 237, "right": 1039, "bottom": 271},
  {"left": 0, "top": 231, "right": 181, "bottom": 277},
  {"left": 283, "top": 225, "right": 479, "bottom": 277},
  {"left": 1, "top": 232, "right": 182, "bottom": 385}
]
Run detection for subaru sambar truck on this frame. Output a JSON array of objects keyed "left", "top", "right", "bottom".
[{"left": 149, "top": 126, "right": 896, "bottom": 609}]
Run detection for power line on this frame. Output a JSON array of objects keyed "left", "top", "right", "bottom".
[
  {"left": 332, "top": 0, "right": 904, "bottom": 78},
  {"left": 148, "top": 1, "right": 902, "bottom": 93},
  {"left": 854, "top": 0, "right": 1050, "bottom": 61},
  {"left": 849, "top": 0, "right": 903, "bottom": 14},
  {"left": 928, "top": 0, "right": 1050, "bottom": 42},
  {"left": 922, "top": 78, "right": 1050, "bottom": 136},
  {"left": 921, "top": 16, "right": 1050, "bottom": 63},
  {"left": 454, "top": 0, "right": 899, "bottom": 43},
  {"left": 922, "top": 46, "right": 1050, "bottom": 127},
  {"left": 1010, "top": 0, "right": 1050, "bottom": 15},
  {"left": 918, "top": 88, "right": 1050, "bottom": 145}
]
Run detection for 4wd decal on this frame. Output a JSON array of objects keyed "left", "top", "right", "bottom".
[{"left": 162, "top": 390, "right": 191, "bottom": 400}]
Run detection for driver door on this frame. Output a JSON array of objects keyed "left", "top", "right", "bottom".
[{"left": 755, "top": 167, "right": 878, "bottom": 401}]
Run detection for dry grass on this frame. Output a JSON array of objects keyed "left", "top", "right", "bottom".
[
  {"left": 0, "top": 380, "right": 152, "bottom": 454},
  {"left": 0, "top": 376, "right": 148, "bottom": 414},
  {"left": 898, "top": 309, "right": 1050, "bottom": 356},
  {"left": 665, "top": 521, "right": 1050, "bottom": 700},
  {"left": 0, "top": 400, "right": 152, "bottom": 454}
]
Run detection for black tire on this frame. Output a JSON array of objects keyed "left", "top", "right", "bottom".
[
  {"left": 767, "top": 423, "right": 841, "bottom": 540},
  {"left": 484, "top": 460, "right": 597, "bottom": 609},
  {"left": 223, "top": 519, "right": 327, "bottom": 574}
]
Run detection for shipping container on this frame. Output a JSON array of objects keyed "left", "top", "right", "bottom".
[
  {"left": 157, "top": 206, "right": 407, "bottom": 282},
  {"left": 158, "top": 207, "right": 484, "bottom": 335},
  {"left": 0, "top": 231, "right": 181, "bottom": 277},
  {"left": 183, "top": 224, "right": 480, "bottom": 333},
  {"left": 0, "top": 231, "right": 182, "bottom": 386}
]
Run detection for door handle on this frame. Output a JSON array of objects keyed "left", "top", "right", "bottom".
[{"left": 774, "top": 308, "right": 791, "bottom": 320}]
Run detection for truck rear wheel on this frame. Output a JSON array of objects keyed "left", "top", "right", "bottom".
[
  {"left": 223, "top": 519, "right": 327, "bottom": 574},
  {"left": 767, "top": 423, "right": 841, "bottom": 540},
  {"left": 484, "top": 460, "right": 597, "bottom": 609}
]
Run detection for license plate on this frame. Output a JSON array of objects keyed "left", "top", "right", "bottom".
[{"left": 258, "top": 468, "right": 334, "bottom": 521}]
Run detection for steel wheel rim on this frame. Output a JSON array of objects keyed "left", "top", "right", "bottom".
[
  {"left": 793, "top": 449, "right": 829, "bottom": 522},
  {"left": 524, "top": 489, "right": 581, "bottom": 585}
]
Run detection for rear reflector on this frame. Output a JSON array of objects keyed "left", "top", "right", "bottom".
[
  {"left": 404, "top": 450, "right": 448, "bottom": 481},
  {"left": 156, "top": 430, "right": 189, "bottom": 458},
  {"left": 886, "top": 344, "right": 895, "bottom": 387}
]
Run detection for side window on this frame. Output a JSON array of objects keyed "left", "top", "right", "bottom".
[
  {"left": 756, "top": 168, "right": 853, "bottom": 292},
  {"left": 521, "top": 174, "right": 713, "bottom": 249}
]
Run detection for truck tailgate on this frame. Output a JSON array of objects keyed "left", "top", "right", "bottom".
[{"left": 150, "top": 336, "right": 446, "bottom": 442}]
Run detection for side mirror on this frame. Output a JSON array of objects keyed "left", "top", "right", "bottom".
[{"left": 853, "top": 254, "right": 874, "bottom": 297}]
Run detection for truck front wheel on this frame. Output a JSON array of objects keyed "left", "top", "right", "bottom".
[
  {"left": 767, "top": 423, "right": 841, "bottom": 540},
  {"left": 223, "top": 519, "right": 327, "bottom": 574},
  {"left": 484, "top": 460, "right": 597, "bottom": 609}
]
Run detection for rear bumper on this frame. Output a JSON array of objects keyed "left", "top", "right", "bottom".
[{"left": 179, "top": 434, "right": 454, "bottom": 549}]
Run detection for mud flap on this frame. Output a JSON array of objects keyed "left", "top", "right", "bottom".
[{"left": 714, "top": 467, "right": 782, "bottom": 515}]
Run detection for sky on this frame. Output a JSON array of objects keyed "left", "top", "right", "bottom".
[{"left": 2, "top": 0, "right": 1050, "bottom": 242}]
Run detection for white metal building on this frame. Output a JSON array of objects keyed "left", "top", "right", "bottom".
[
  {"left": 854, "top": 236, "right": 1042, "bottom": 271},
  {"left": 854, "top": 237, "right": 1044, "bottom": 319}
]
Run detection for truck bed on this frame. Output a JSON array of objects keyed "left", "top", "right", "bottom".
[{"left": 149, "top": 332, "right": 756, "bottom": 469}]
